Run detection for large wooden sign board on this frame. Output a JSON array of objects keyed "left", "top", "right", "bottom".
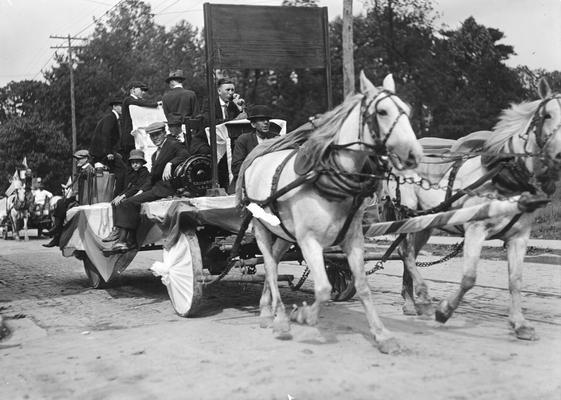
[{"left": 204, "top": 3, "right": 332, "bottom": 189}]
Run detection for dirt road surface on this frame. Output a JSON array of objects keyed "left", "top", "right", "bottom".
[{"left": 1, "top": 237, "right": 560, "bottom": 400}]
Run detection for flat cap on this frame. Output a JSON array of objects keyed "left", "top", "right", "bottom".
[
  {"left": 145, "top": 121, "right": 166, "bottom": 135},
  {"left": 128, "top": 81, "right": 149, "bottom": 91},
  {"left": 73, "top": 149, "right": 90, "bottom": 159}
]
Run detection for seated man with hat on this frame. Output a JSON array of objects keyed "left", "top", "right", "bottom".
[
  {"left": 230, "top": 105, "right": 280, "bottom": 192},
  {"left": 162, "top": 69, "right": 199, "bottom": 145},
  {"left": 43, "top": 150, "right": 95, "bottom": 248},
  {"left": 103, "top": 122, "right": 190, "bottom": 251}
]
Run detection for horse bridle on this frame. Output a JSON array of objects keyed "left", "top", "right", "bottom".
[
  {"left": 361, "top": 90, "right": 408, "bottom": 153},
  {"left": 522, "top": 94, "right": 561, "bottom": 158}
]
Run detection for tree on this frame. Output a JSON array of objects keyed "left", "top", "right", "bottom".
[
  {"left": 0, "top": 115, "right": 71, "bottom": 192},
  {"left": 0, "top": 80, "right": 50, "bottom": 122}
]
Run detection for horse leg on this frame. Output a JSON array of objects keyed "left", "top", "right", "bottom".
[
  {"left": 253, "top": 220, "right": 291, "bottom": 339},
  {"left": 290, "top": 237, "right": 330, "bottom": 327},
  {"left": 506, "top": 235, "right": 536, "bottom": 340},
  {"left": 399, "top": 234, "right": 417, "bottom": 316},
  {"left": 23, "top": 215, "right": 29, "bottom": 241},
  {"left": 411, "top": 229, "right": 433, "bottom": 315},
  {"left": 11, "top": 214, "right": 19, "bottom": 241},
  {"left": 258, "top": 237, "right": 291, "bottom": 329},
  {"left": 435, "top": 224, "right": 485, "bottom": 323},
  {"left": 343, "top": 218, "right": 398, "bottom": 354}
]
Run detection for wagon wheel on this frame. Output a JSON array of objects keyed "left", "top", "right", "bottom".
[
  {"left": 325, "top": 260, "right": 356, "bottom": 302},
  {"left": 83, "top": 255, "right": 106, "bottom": 289},
  {"left": 160, "top": 229, "right": 204, "bottom": 317}
]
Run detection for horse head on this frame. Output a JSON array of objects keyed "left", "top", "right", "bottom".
[{"left": 358, "top": 72, "right": 422, "bottom": 170}]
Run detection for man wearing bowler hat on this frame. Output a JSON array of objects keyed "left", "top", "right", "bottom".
[
  {"left": 230, "top": 105, "right": 280, "bottom": 192},
  {"left": 103, "top": 122, "right": 189, "bottom": 251},
  {"left": 89, "top": 98, "right": 127, "bottom": 195},
  {"left": 162, "top": 69, "right": 199, "bottom": 144},
  {"left": 121, "top": 81, "right": 159, "bottom": 158}
]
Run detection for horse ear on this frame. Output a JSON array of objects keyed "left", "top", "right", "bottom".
[
  {"left": 359, "top": 71, "right": 377, "bottom": 95},
  {"left": 382, "top": 74, "right": 396, "bottom": 93},
  {"left": 538, "top": 78, "right": 552, "bottom": 99}
]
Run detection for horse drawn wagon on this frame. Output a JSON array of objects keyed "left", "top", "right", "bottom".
[{"left": 54, "top": 4, "right": 559, "bottom": 352}]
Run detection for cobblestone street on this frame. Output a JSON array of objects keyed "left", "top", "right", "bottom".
[{"left": 1, "top": 236, "right": 560, "bottom": 400}]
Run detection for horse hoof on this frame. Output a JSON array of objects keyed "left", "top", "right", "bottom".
[
  {"left": 273, "top": 319, "right": 291, "bottom": 340},
  {"left": 515, "top": 326, "right": 537, "bottom": 341},
  {"left": 377, "top": 337, "right": 400, "bottom": 355},
  {"left": 402, "top": 303, "right": 417, "bottom": 316},
  {"left": 259, "top": 316, "right": 273, "bottom": 329},
  {"left": 415, "top": 302, "right": 434, "bottom": 317},
  {"left": 435, "top": 301, "right": 452, "bottom": 323}
]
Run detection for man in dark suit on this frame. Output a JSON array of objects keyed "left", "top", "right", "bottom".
[
  {"left": 162, "top": 69, "right": 199, "bottom": 145},
  {"left": 121, "top": 81, "right": 159, "bottom": 158},
  {"left": 201, "top": 77, "right": 247, "bottom": 127},
  {"left": 195, "top": 78, "right": 248, "bottom": 188},
  {"left": 89, "top": 98, "right": 127, "bottom": 195},
  {"left": 230, "top": 105, "right": 279, "bottom": 192},
  {"left": 103, "top": 122, "right": 190, "bottom": 251}
]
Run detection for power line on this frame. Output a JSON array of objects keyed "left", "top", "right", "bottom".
[{"left": 49, "top": 35, "right": 88, "bottom": 175}]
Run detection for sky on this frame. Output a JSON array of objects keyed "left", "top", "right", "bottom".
[{"left": 0, "top": 0, "right": 560, "bottom": 87}]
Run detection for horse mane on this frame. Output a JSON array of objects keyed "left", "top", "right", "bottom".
[
  {"left": 234, "top": 94, "right": 365, "bottom": 203},
  {"left": 483, "top": 99, "right": 541, "bottom": 154},
  {"left": 240, "top": 93, "right": 364, "bottom": 176}
]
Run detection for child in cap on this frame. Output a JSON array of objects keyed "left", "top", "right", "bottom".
[{"left": 110, "top": 149, "right": 151, "bottom": 207}]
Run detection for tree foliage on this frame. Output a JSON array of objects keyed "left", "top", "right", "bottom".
[{"left": 0, "top": 0, "right": 558, "bottom": 192}]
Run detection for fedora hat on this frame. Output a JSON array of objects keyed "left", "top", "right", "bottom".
[
  {"left": 166, "top": 69, "right": 185, "bottom": 83},
  {"left": 128, "top": 149, "right": 146, "bottom": 164},
  {"left": 109, "top": 98, "right": 122, "bottom": 106},
  {"left": 248, "top": 105, "right": 272, "bottom": 121},
  {"left": 145, "top": 121, "right": 167, "bottom": 136}
]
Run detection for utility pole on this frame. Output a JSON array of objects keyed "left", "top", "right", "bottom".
[
  {"left": 50, "top": 34, "right": 87, "bottom": 176},
  {"left": 343, "top": 0, "right": 355, "bottom": 97}
]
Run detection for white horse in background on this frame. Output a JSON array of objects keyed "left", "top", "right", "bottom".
[{"left": 389, "top": 78, "right": 561, "bottom": 340}]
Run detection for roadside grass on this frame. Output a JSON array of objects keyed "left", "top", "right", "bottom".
[{"left": 532, "top": 188, "right": 561, "bottom": 239}]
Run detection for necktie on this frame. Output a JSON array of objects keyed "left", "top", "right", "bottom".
[
  {"left": 154, "top": 147, "right": 161, "bottom": 161},
  {"left": 222, "top": 103, "right": 229, "bottom": 120}
]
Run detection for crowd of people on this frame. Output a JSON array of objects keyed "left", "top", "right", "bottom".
[{"left": 42, "top": 70, "right": 281, "bottom": 251}]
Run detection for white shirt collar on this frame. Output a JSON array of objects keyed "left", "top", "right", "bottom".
[
  {"left": 112, "top": 110, "right": 120, "bottom": 120},
  {"left": 131, "top": 94, "right": 138, "bottom": 99},
  {"left": 170, "top": 82, "right": 183, "bottom": 89}
]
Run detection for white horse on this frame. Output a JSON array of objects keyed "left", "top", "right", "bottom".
[
  {"left": 5, "top": 174, "right": 33, "bottom": 241},
  {"left": 389, "top": 78, "right": 561, "bottom": 340},
  {"left": 237, "top": 72, "right": 423, "bottom": 353}
]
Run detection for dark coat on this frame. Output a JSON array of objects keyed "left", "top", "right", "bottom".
[
  {"left": 201, "top": 98, "right": 241, "bottom": 127},
  {"left": 162, "top": 87, "right": 199, "bottom": 126},
  {"left": 120, "top": 166, "right": 151, "bottom": 198},
  {"left": 113, "top": 137, "right": 190, "bottom": 230},
  {"left": 90, "top": 111, "right": 120, "bottom": 161},
  {"left": 231, "top": 132, "right": 260, "bottom": 178},
  {"left": 150, "top": 137, "right": 190, "bottom": 186},
  {"left": 121, "top": 96, "right": 159, "bottom": 155}
]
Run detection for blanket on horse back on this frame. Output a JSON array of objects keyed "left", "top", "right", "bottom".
[{"left": 416, "top": 131, "right": 491, "bottom": 184}]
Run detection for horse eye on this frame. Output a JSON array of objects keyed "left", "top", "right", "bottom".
[
  {"left": 377, "top": 109, "right": 388, "bottom": 116},
  {"left": 544, "top": 113, "right": 551, "bottom": 119}
]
